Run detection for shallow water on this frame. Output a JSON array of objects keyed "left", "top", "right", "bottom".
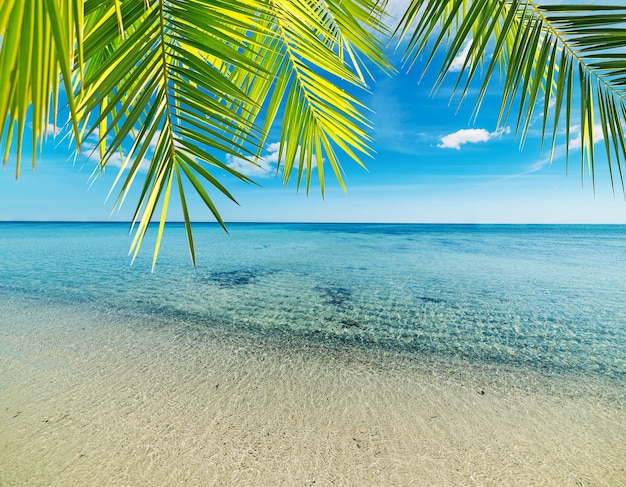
[{"left": 1, "top": 223, "right": 625, "bottom": 485}]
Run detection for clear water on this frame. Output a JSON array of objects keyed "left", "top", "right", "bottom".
[
  {"left": 2, "top": 222, "right": 626, "bottom": 485},
  {"left": 1, "top": 222, "right": 625, "bottom": 387}
]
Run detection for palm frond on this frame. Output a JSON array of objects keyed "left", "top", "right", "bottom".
[
  {"left": 228, "top": 0, "right": 393, "bottom": 195},
  {"left": 1, "top": 0, "right": 390, "bottom": 266},
  {"left": 74, "top": 0, "right": 390, "bottom": 267},
  {"left": 77, "top": 0, "right": 268, "bottom": 268},
  {"left": 396, "top": 1, "right": 626, "bottom": 193},
  {"left": 0, "top": 0, "right": 82, "bottom": 175}
]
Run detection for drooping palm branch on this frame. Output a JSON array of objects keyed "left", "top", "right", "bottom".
[
  {"left": 1, "top": 0, "right": 390, "bottom": 267},
  {"left": 396, "top": 1, "right": 626, "bottom": 192},
  {"left": 0, "top": 0, "right": 82, "bottom": 173},
  {"left": 2, "top": 1, "right": 626, "bottom": 267}
]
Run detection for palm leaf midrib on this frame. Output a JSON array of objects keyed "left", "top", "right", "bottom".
[{"left": 527, "top": 1, "right": 626, "bottom": 101}]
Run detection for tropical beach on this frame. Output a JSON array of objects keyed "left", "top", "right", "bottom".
[
  {"left": 1, "top": 223, "right": 625, "bottom": 485},
  {"left": 2, "top": 0, "right": 626, "bottom": 485}
]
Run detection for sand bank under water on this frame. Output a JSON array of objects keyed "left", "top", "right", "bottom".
[{"left": 1, "top": 296, "right": 624, "bottom": 486}]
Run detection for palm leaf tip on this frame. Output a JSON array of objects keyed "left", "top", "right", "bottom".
[
  {"left": 242, "top": 0, "right": 390, "bottom": 194},
  {"left": 396, "top": 0, "right": 626, "bottom": 193}
]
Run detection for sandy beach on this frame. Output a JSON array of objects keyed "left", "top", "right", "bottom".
[
  {"left": 1, "top": 296, "right": 624, "bottom": 486},
  {"left": 2, "top": 0, "right": 626, "bottom": 477}
]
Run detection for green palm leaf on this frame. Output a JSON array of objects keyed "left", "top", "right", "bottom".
[
  {"left": 1, "top": 0, "right": 391, "bottom": 268},
  {"left": 226, "top": 0, "right": 392, "bottom": 194},
  {"left": 78, "top": 0, "right": 268, "bottom": 268},
  {"left": 0, "top": 0, "right": 82, "bottom": 174},
  {"left": 4, "top": 0, "right": 626, "bottom": 267},
  {"left": 396, "top": 1, "right": 626, "bottom": 193}
]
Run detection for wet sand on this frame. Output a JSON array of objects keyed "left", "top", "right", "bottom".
[{"left": 1, "top": 297, "right": 625, "bottom": 486}]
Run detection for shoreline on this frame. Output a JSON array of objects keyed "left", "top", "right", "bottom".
[
  {"left": 3, "top": 290, "right": 624, "bottom": 405},
  {"left": 2, "top": 296, "right": 625, "bottom": 486}
]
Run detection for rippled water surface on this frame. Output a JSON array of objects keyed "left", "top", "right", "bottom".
[
  {"left": 2, "top": 222, "right": 625, "bottom": 380},
  {"left": 1, "top": 223, "right": 625, "bottom": 485}
]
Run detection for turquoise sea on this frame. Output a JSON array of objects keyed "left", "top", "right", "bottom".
[{"left": 1, "top": 222, "right": 625, "bottom": 485}]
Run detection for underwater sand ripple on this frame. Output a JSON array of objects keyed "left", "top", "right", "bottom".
[{"left": 1, "top": 296, "right": 624, "bottom": 486}]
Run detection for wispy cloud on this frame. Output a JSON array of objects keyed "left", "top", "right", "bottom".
[
  {"left": 226, "top": 142, "right": 280, "bottom": 178},
  {"left": 149, "top": 129, "right": 163, "bottom": 149},
  {"left": 80, "top": 127, "right": 105, "bottom": 152},
  {"left": 383, "top": 0, "right": 412, "bottom": 31},
  {"left": 83, "top": 146, "right": 150, "bottom": 174},
  {"left": 81, "top": 127, "right": 165, "bottom": 173},
  {"left": 226, "top": 142, "right": 314, "bottom": 178},
  {"left": 438, "top": 127, "right": 510, "bottom": 150},
  {"left": 569, "top": 123, "right": 605, "bottom": 150},
  {"left": 528, "top": 123, "right": 605, "bottom": 170},
  {"left": 485, "top": 123, "right": 609, "bottom": 188},
  {"left": 105, "top": 152, "right": 150, "bottom": 172},
  {"left": 449, "top": 40, "right": 472, "bottom": 72},
  {"left": 45, "top": 123, "right": 65, "bottom": 138}
]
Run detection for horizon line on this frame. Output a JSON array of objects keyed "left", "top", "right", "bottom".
[{"left": 1, "top": 220, "right": 625, "bottom": 226}]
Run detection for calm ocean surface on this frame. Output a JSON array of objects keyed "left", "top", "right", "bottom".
[
  {"left": 1, "top": 222, "right": 625, "bottom": 388},
  {"left": 2, "top": 222, "right": 626, "bottom": 485}
]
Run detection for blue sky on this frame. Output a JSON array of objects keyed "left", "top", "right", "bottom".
[{"left": 1, "top": 8, "right": 625, "bottom": 224}]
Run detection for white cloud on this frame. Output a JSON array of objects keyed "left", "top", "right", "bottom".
[
  {"left": 438, "top": 127, "right": 510, "bottom": 150},
  {"left": 84, "top": 148, "right": 150, "bottom": 173},
  {"left": 266, "top": 141, "right": 280, "bottom": 153},
  {"left": 226, "top": 142, "right": 315, "bottom": 178},
  {"left": 149, "top": 129, "right": 163, "bottom": 149},
  {"left": 82, "top": 140, "right": 97, "bottom": 152},
  {"left": 226, "top": 146, "right": 279, "bottom": 178},
  {"left": 45, "top": 123, "right": 64, "bottom": 137},
  {"left": 449, "top": 40, "right": 472, "bottom": 73},
  {"left": 569, "top": 123, "right": 604, "bottom": 150},
  {"left": 439, "top": 129, "right": 491, "bottom": 149},
  {"left": 384, "top": 0, "right": 412, "bottom": 28}
]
